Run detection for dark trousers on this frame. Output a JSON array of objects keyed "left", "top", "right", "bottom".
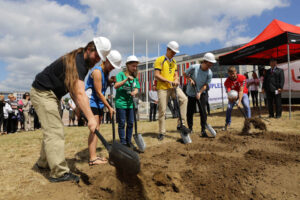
[
  {"left": 34, "top": 112, "right": 41, "bottom": 129},
  {"left": 105, "top": 112, "right": 111, "bottom": 124},
  {"left": 187, "top": 93, "right": 207, "bottom": 131},
  {"left": 7, "top": 113, "right": 17, "bottom": 133},
  {"left": 250, "top": 90, "right": 259, "bottom": 107},
  {"left": 0, "top": 115, "right": 3, "bottom": 132},
  {"left": 116, "top": 108, "right": 134, "bottom": 145},
  {"left": 3, "top": 118, "right": 8, "bottom": 133},
  {"left": 267, "top": 91, "right": 282, "bottom": 117},
  {"left": 149, "top": 103, "right": 157, "bottom": 121}
]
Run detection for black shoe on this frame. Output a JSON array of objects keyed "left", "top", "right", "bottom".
[
  {"left": 180, "top": 125, "right": 192, "bottom": 134},
  {"left": 157, "top": 134, "right": 165, "bottom": 141},
  {"left": 177, "top": 125, "right": 181, "bottom": 130},
  {"left": 201, "top": 130, "right": 208, "bottom": 137},
  {"left": 127, "top": 142, "right": 137, "bottom": 150},
  {"left": 269, "top": 115, "right": 274, "bottom": 118},
  {"left": 275, "top": 115, "right": 281, "bottom": 118},
  {"left": 49, "top": 172, "right": 80, "bottom": 183}
]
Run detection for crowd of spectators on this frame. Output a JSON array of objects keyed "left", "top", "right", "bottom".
[{"left": 0, "top": 93, "right": 40, "bottom": 135}]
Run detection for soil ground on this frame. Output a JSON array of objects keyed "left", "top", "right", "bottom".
[{"left": 0, "top": 106, "right": 299, "bottom": 200}]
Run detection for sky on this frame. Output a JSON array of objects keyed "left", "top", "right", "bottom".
[{"left": 0, "top": 0, "right": 299, "bottom": 91}]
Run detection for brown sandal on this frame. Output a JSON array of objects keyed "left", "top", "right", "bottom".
[{"left": 88, "top": 157, "right": 108, "bottom": 166}]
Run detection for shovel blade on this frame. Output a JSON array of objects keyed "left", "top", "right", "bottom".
[
  {"left": 134, "top": 134, "right": 146, "bottom": 152},
  {"left": 206, "top": 124, "right": 217, "bottom": 137},
  {"left": 180, "top": 132, "right": 192, "bottom": 144},
  {"left": 109, "top": 142, "right": 140, "bottom": 175}
]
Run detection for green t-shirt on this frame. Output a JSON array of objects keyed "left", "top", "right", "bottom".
[{"left": 115, "top": 71, "right": 140, "bottom": 109}]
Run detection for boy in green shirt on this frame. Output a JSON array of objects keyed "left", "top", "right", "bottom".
[{"left": 114, "top": 55, "right": 140, "bottom": 148}]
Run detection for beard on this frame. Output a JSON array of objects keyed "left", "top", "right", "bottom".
[{"left": 85, "top": 52, "right": 99, "bottom": 69}]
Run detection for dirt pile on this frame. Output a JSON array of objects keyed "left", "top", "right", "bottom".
[{"left": 83, "top": 129, "right": 300, "bottom": 200}]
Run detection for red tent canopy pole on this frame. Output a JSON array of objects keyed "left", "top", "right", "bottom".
[{"left": 287, "top": 44, "right": 291, "bottom": 119}]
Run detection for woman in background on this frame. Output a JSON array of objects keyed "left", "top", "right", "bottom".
[{"left": 248, "top": 72, "right": 260, "bottom": 108}]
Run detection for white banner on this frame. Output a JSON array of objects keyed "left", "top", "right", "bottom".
[
  {"left": 278, "top": 60, "right": 300, "bottom": 91},
  {"left": 208, "top": 78, "right": 228, "bottom": 104}
]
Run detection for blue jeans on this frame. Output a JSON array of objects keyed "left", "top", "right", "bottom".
[
  {"left": 116, "top": 108, "right": 134, "bottom": 145},
  {"left": 226, "top": 94, "right": 251, "bottom": 125}
]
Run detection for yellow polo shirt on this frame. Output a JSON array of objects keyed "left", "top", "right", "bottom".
[{"left": 154, "top": 55, "right": 177, "bottom": 90}]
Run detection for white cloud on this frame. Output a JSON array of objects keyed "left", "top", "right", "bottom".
[
  {"left": 225, "top": 36, "right": 253, "bottom": 47},
  {"left": 0, "top": 0, "right": 289, "bottom": 91},
  {"left": 0, "top": 0, "right": 95, "bottom": 91},
  {"left": 81, "top": 0, "right": 288, "bottom": 53}
]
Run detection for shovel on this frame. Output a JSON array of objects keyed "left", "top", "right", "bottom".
[
  {"left": 94, "top": 129, "right": 140, "bottom": 175},
  {"left": 174, "top": 87, "right": 192, "bottom": 144},
  {"left": 192, "top": 84, "right": 217, "bottom": 137},
  {"left": 131, "top": 83, "right": 146, "bottom": 152},
  {"left": 237, "top": 104, "right": 247, "bottom": 119}
]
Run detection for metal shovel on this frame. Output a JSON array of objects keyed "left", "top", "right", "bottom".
[
  {"left": 94, "top": 129, "right": 140, "bottom": 175},
  {"left": 192, "top": 84, "right": 217, "bottom": 137},
  {"left": 131, "top": 83, "right": 146, "bottom": 152},
  {"left": 174, "top": 87, "right": 192, "bottom": 144}
]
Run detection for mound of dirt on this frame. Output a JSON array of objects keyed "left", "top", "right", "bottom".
[{"left": 82, "top": 130, "right": 300, "bottom": 200}]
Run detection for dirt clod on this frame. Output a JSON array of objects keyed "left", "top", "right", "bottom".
[{"left": 242, "top": 118, "right": 267, "bottom": 134}]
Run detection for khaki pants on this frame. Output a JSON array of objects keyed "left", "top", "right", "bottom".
[
  {"left": 23, "top": 112, "right": 34, "bottom": 131},
  {"left": 30, "top": 87, "right": 69, "bottom": 178},
  {"left": 158, "top": 87, "right": 187, "bottom": 134}
]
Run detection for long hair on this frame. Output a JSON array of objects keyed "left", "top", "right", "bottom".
[
  {"left": 63, "top": 41, "right": 96, "bottom": 94},
  {"left": 124, "top": 61, "right": 138, "bottom": 78}
]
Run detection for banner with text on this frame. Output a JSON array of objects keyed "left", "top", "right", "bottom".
[{"left": 208, "top": 78, "right": 228, "bottom": 104}]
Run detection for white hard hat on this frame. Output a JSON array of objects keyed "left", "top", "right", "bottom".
[
  {"left": 126, "top": 55, "right": 139, "bottom": 64},
  {"left": 228, "top": 90, "right": 238, "bottom": 100},
  {"left": 203, "top": 52, "right": 217, "bottom": 63},
  {"left": 167, "top": 41, "right": 180, "bottom": 53},
  {"left": 107, "top": 50, "right": 122, "bottom": 69},
  {"left": 93, "top": 36, "right": 111, "bottom": 62}
]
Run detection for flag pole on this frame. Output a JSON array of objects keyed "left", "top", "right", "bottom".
[
  {"left": 146, "top": 40, "right": 149, "bottom": 117},
  {"left": 132, "top": 32, "right": 135, "bottom": 55}
]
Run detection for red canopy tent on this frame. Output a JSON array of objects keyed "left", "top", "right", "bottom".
[
  {"left": 219, "top": 19, "right": 300, "bottom": 65},
  {"left": 219, "top": 19, "right": 300, "bottom": 119}
]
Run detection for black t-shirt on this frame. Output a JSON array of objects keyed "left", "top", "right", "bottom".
[{"left": 32, "top": 52, "right": 89, "bottom": 99}]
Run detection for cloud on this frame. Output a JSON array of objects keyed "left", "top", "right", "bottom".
[
  {"left": 82, "top": 0, "right": 288, "bottom": 53},
  {"left": 0, "top": 0, "right": 95, "bottom": 91},
  {"left": 0, "top": 0, "right": 289, "bottom": 91},
  {"left": 224, "top": 36, "right": 253, "bottom": 47}
]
